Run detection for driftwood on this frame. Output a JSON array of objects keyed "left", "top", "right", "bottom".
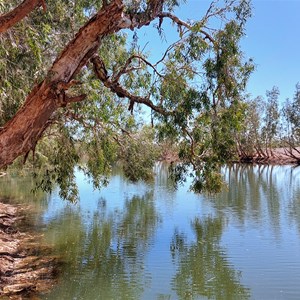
[{"left": 0, "top": 202, "right": 59, "bottom": 299}]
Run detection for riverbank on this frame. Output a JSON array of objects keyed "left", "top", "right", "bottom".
[
  {"left": 160, "top": 147, "right": 300, "bottom": 165},
  {"left": 237, "top": 147, "right": 300, "bottom": 165},
  {"left": 0, "top": 201, "right": 59, "bottom": 299}
]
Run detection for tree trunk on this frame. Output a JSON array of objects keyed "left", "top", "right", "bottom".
[
  {"left": 0, "top": 0, "right": 166, "bottom": 169},
  {"left": 0, "top": 0, "right": 125, "bottom": 168}
]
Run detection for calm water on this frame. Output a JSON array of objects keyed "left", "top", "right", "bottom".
[{"left": 1, "top": 164, "right": 300, "bottom": 300}]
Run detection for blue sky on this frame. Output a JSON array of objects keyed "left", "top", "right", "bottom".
[
  {"left": 241, "top": 0, "right": 300, "bottom": 102},
  {"left": 179, "top": 0, "right": 300, "bottom": 102},
  {"left": 135, "top": 0, "right": 300, "bottom": 104}
]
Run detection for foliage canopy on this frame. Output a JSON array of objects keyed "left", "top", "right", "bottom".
[{"left": 0, "top": 0, "right": 254, "bottom": 201}]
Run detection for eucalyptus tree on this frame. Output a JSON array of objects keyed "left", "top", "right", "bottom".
[
  {"left": 281, "top": 98, "right": 293, "bottom": 142},
  {"left": 235, "top": 96, "right": 263, "bottom": 161},
  {"left": 0, "top": 0, "right": 253, "bottom": 200},
  {"left": 282, "top": 83, "right": 300, "bottom": 145},
  {"left": 261, "top": 86, "right": 280, "bottom": 154}
]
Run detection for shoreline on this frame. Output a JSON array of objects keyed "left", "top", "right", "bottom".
[
  {"left": 0, "top": 201, "right": 59, "bottom": 299},
  {"left": 236, "top": 147, "right": 300, "bottom": 165},
  {"left": 160, "top": 147, "right": 300, "bottom": 165}
]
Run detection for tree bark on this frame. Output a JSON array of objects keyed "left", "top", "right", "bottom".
[
  {"left": 0, "top": 0, "right": 166, "bottom": 169},
  {"left": 0, "top": 0, "right": 125, "bottom": 168},
  {"left": 0, "top": 0, "right": 42, "bottom": 34}
]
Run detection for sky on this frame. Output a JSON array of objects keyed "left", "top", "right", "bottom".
[
  {"left": 135, "top": 0, "right": 300, "bottom": 104},
  {"left": 240, "top": 0, "right": 300, "bottom": 102}
]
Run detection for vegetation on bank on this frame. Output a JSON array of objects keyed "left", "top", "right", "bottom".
[{"left": 235, "top": 85, "right": 300, "bottom": 164}]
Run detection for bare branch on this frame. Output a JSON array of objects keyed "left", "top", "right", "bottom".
[
  {"left": 91, "top": 55, "right": 169, "bottom": 116},
  {"left": 112, "top": 54, "right": 163, "bottom": 83},
  {"left": 204, "top": 0, "right": 235, "bottom": 21},
  {"left": 158, "top": 12, "right": 216, "bottom": 45}
]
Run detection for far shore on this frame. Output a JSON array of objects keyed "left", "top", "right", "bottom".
[
  {"left": 160, "top": 147, "right": 300, "bottom": 166},
  {"left": 236, "top": 147, "right": 300, "bottom": 165}
]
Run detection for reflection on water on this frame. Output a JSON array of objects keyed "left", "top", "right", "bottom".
[
  {"left": 171, "top": 217, "right": 250, "bottom": 299},
  {"left": 44, "top": 193, "right": 158, "bottom": 300},
  {"left": 1, "top": 164, "right": 300, "bottom": 299}
]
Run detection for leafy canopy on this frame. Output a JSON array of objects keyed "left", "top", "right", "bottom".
[{"left": 0, "top": 0, "right": 253, "bottom": 201}]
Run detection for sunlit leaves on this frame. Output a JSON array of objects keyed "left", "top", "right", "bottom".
[{"left": 1, "top": 0, "right": 253, "bottom": 198}]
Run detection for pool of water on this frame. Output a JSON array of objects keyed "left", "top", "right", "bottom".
[{"left": 1, "top": 164, "right": 300, "bottom": 299}]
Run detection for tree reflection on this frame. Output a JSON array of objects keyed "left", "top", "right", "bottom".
[
  {"left": 171, "top": 216, "right": 250, "bottom": 300},
  {"left": 116, "top": 192, "right": 160, "bottom": 259},
  {"left": 215, "top": 164, "right": 300, "bottom": 241},
  {"left": 211, "top": 164, "right": 284, "bottom": 229},
  {"left": 0, "top": 172, "right": 46, "bottom": 204},
  {"left": 44, "top": 192, "right": 159, "bottom": 300},
  {"left": 154, "top": 162, "right": 175, "bottom": 189},
  {"left": 286, "top": 166, "right": 300, "bottom": 233}
]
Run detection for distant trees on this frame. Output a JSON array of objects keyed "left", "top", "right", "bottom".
[
  {"left": 236, "top": 83, "right": 300, "bottom": 163},
  {"left": 261, "top": 86, "right": 280, "bottom": 153},
  {"left": 236, "top": 96, "right": 262, "bottom": 161},
  {"left": 282, "top": 83, "right": 300, "bottom": 145}
]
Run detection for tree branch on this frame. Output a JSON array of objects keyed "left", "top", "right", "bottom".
[
  {"left": 91, "top": 55, "right": 169, "bottom": 116},
  {"left": 120, "top": 0, "right": 164, "bottom": 30},
  {"left": 0, "top": 0, "right": 43, "bottom": 34},
  {"left": 0, "top": 1, "right": 125, "bottom": 168},
  {"left": 112, "top": 54, "right": 163, "bottom": 83},
  {"left": 158, "top": 12, "right": 216, "bottom": 45}
]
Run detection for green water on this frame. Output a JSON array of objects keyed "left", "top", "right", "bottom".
[{"left": 1, "top": 164, "right": 300, "bottom": 300}]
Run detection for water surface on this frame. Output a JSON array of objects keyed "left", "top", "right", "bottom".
[{"left": 1, "top": 164, "right": 300, "bottom": 299}]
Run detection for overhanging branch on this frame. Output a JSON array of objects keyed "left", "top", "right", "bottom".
[
  {"left": 158, "top": 12, "right": 216, "bottom": 45},
  {"left": 0, "top": 0, "right": 44, "bottom": 34},
  {"left": 91, "top": 55, "right": 169, "bottom": 116}
]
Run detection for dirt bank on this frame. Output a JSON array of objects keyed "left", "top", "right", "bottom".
[
  {"left": 0, "top": 201, "right": 59, "bottom": 299},
  {"left": 236, "top": 147, "right": 300, "bottom": 165}
]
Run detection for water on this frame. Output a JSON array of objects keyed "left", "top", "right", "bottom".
[{"left": 1, "top": 164, "right": 300, "bottom": 299}]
